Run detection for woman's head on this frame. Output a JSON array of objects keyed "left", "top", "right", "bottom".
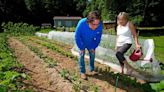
[
  {"left": 87, "top": 11, "right": 101, "bottom": 30},
  {"left": 117, "top": 12, "right": 129, "bottom": 26}
]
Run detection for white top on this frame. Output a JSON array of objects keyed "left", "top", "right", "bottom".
[{"left": 116, "top": 22, "right": 132, "bottom": 46}]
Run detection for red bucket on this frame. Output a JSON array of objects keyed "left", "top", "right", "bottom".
[{"left": 129, "top": 49, "right": 143, "bottom": 62}]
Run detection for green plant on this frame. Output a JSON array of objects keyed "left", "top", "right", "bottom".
[
  {"left": 39, "top": 28, "right": 51, "bottom": 33},
  {"left": 46, "top": 58, "right": 57, "bottom": 68},
  {"left": 71, "top": 73, "right": 78, "bottom": 81},
  {"left": 131, "top": 15, "right": 143, "bottom": 26},
  {"left": 1, "top": 22, "right": 39, "bottom": 36},
  {"left": 150, "top": 80, "right": 164, "bottom": 92},
  {"left": 60, "top": 69, "right": 69, "bottom": 79},
  {"left": 89, "top": 84, "right": 99, "bottom": 92},
  {"left": 72, "top": 81, "right": 82, "bottom": 92},
  {"left": 0, "top": 33, "right": 29, "bottom": 91}
]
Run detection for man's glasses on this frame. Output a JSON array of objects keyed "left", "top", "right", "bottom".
[{"left": 92, "top": 23, "right": 99, "bottom": 26}]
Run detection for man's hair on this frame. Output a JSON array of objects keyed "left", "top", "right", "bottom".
[{"left": 87, "top": 11, "right": 101, "bottom": 23}]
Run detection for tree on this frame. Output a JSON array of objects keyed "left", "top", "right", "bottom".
[
  {"left": 83, "top": 0, "right": 164, "bottom": 26},
  {"left": 83, "top": 0, "right": 110, "bottom": 20}
]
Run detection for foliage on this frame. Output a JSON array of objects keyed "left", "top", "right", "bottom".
[
  {"left": 1, "top": 22, "right": 39, "bottom": 36},
  {"left": 0, "top": 33, "right": 29, "bottom": 91},
  {"left": 0, "top": 0, "right": 85, "bottom": 26},
  {"left": 150, "top": 80, "right": 164, "bottom": 92},
  {"left": 83, "top": 0, "right": 110, "bottom": 20},
  {"left": 0, "top": 0, "right": 163, "bottom": 27},
  {"left": 84, "top": 0, "right": 164, "bottom": 26},
  {"left": 131, "top": 15, "right": 144, "bottom": 26},
  {"left": 39, "top": 28, "right": 51, "bottom": 33}
]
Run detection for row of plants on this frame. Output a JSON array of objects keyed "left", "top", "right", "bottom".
[
  {"left": 28, "top": 45, "right": 57, "bottom": 68},
  {"left": 27, "top": 36, "right": 157, "bottom": 92},
  {"left": 17, "top": 36, "right": 100, "bottom": 92},
  {"left": 27, "top": 36, "right": 78, "bottom": 60},
  {"left": 17, "top": 36, "right": 57, "bottom": 68},
  {"left": 31, "top": 36, "right": 72, "bottom": 49},
  {"left": 59, "top": 68, "right": 100, "bottom": 92},
  {"left": 1, "top": 22, "right": 39, "bottom": 36},
  {"left": 0, "top": 33, "right": 30, "bottom": 92}
]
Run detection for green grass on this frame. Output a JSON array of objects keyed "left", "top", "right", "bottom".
[{"left": 139, "top": 36, "right": 164, "bottom": 64}]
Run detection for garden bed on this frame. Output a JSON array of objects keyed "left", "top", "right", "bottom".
[{"left": 14, "top": 35, "right": 156, "bottom": 92}]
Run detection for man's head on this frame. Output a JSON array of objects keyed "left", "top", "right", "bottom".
[{"left": 87, "top": 11, "right": 101, "bottom": 30}]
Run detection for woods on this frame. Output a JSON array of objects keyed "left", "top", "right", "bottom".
[
  {"left": 84, "top": 0, "right": 164, "bottom": 26},
  {"left": 0, "top": 0, "right": 164, "bottom": 28}
]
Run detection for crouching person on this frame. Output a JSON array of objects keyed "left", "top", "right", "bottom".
[{"left": 75, "top": 11, "right": 103, "bottom": 80}]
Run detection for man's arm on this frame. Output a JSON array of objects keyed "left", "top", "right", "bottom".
[{"left": 75, "top": 21, "right": 85, "bottom": 50}]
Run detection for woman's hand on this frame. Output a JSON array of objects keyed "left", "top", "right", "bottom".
[
  {"left": 136, "top": 44, "right": 141, "bottom": 50},
  {"left": 115, "top": 46, "right": 117, "bottom": 51}
]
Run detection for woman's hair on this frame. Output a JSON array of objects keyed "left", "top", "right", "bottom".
[
  {"left": 117, "top": 12, "right": 129, "bottom": 21},
  {"left": 87, "top": 11, "right": 101, "bottom": 23},
  {"left": 115, "top": 12, "right": 129, "bottom": 33}
]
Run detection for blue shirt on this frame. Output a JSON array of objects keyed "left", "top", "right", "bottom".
[{"left": 75, "top": 18, "right": 103, "bottom": 50}]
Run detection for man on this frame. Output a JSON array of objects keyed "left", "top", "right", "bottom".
[{"left": 75, "top": 11, "right": 103, "bottom": 80}]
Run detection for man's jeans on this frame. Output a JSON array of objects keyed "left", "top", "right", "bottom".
[{"left": 79, "top": 49, "right": 95, "bottom": 74}]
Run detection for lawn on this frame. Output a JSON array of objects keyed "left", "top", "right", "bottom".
[{"left": 139, "top": 36, "right": 164, "bottom": 64}]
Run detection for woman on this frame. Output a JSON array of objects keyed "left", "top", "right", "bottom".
[{"left": 115, "top": 12, "right": 141, "bottom": 74}]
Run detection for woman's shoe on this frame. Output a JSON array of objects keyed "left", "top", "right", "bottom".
[{"left": 126, "top": 69, "right": 133, "bottom": 76}]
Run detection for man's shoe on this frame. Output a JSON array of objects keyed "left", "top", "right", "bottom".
[
  {"left": 81, "top": 73, "right": 87, "bottom": 80},
  {"left": 90, "top": 71, "right": 98, "bottom": 75}
]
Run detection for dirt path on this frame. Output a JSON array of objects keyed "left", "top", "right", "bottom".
[{"left": 8, "top": 37, "right": 73, "bottom": 92}]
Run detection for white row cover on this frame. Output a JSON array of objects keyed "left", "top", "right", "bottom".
[{"left": 35, "top": 31, "right": 164, "bottom": 82}]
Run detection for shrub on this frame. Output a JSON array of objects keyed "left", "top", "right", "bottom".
[
  {"left": 1, "top": 22, "right": 40, "bottom": 36},
  {"left": 131, "top": 15, "right": 144, "bottom": 26}
]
